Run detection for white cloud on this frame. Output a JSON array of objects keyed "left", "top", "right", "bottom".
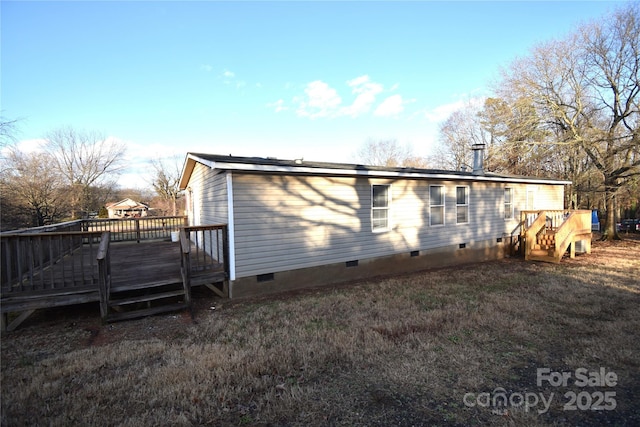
[
  {"left": 200, "top": 64, "right": 213, "bottom": 72},
  {"left": 14, "top": 138, "right": 47, "bottom": 153},
  {"left": 342, "top": 75, "right": 384, "bottom": 117},
  {"left": 296, "top": 80, "right": 342, "bottom": 118},
  {"left": 424, "top": 97, "right": 485, "bottom": 122},
  {"left": 424, "top": 100, "right": 465, "bottom": 122},
  {"left": 346, "top": 75, "right": 370, "bottom": 88},
  {"left": 267, "top": 99, "right": 288, "bottom": 113},
  {"left": 284, "top": 75, "right": 411, "bottom": 119},
  {"left": 374, "top": 95, "right": 405, "bottom": 117},
  {"left": 222, "top": 69, "right": 235, "bottom": 78}
]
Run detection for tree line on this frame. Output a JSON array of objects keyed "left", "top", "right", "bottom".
[
  {"left": 0, "top": 125, "right": 183, "bottom": 231},
  {"left": 359, "top": 4, "right": 639, "bottom": 240}
]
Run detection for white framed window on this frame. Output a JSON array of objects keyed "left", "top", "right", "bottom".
[
  {"left": 456, "top": 186, "right": 469, "bottom": 224},
  {"left": 371, "top": 185, "right": 391, "bottom": 232},
  {"left": 504, "top": 188, "right": 514, "bottom": 219},
  {"left": 430, "top": 185, "right": 445, "bottom": 226}
]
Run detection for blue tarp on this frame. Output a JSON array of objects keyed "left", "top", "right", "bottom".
[{"left": 591, "top": 210, "right": 600, "bottom": 231}]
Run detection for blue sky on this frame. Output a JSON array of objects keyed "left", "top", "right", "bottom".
[{"left": 1, "top": 1, "right": 626, "bottom": 187}]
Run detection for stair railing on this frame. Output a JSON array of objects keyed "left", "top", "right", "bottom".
[
  {"left": 524, "top": 211, "right": 547, "bottom": 260},
  {"left": 553, "top": 211, "right": 592, "bottom": 261}
]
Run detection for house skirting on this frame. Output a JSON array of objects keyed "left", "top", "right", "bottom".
[{"left": 230, "top": 237, "right": 507, "bottom": 299}]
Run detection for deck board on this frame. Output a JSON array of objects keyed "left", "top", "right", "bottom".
[
  {"left": 1, "top": 239, "right": 225, "bottom": 313},
  {"left": 110, "top": 240, "right": 184, "bottom": 288}
]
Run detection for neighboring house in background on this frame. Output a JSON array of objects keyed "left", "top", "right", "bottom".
[
  {"left": 179, "top": 150, "right": 571, "bottom": 299},
  {"left": 105, "top": 198, "right": 149, "bottom": 218}
]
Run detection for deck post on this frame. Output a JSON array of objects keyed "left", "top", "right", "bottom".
[
  {"left": 179, "top": 229, "right": 192, "bottom": 307},
  {"left": 135, "top": 219, "right": 141, "bottom": 243},
  {"left": 97, "top": 232, "right": 111, "bottom": 323}
]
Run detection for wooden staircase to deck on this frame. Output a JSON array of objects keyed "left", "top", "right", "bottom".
[
  {"left": 522, "top": 210, "right": 592, "bottom": 263},
  {"left": 528, "top": 230, "right": 558, "bottom": 262},
  {"left": 104, "top": 279, "right": 191, "bottom": 323},
  {"left": 98, "top": 225, "right": 228, "bottom": 323}
]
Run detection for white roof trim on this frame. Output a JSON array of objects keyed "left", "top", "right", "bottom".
[{"left": 199, "top": 158, "right": 571, "bottom": 185}]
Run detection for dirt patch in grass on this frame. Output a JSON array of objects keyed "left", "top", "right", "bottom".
[{"left": 2, "top": 238, "right": 639, "bottom": 426}]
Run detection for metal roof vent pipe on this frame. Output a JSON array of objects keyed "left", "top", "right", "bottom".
[{"left": 472, "top": 143, "right": 486, "bottom": 176}]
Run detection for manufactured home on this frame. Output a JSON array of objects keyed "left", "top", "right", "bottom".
[{"left": 179, "top": 150, "right": 589, "bottom": 299}]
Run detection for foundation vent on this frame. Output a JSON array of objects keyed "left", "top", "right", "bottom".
[{"left": 257, "top": 273, "right": 275, "bottom": 283}]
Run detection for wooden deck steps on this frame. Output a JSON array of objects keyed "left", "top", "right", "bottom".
[
  {"left": 105, "top": 280, "right": 190, "bottom": 323},
  {"left": 528, "top": 231, "right": 559, "bottom": 263},
  {"left": 106, "top": 303, "right": 189, "bottom": 322},
  {"left": 522, "top": 210, "right": 592, "bottom": 264}
]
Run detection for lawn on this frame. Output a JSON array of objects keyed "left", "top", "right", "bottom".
[{"left": 2, "top": 237, "right": 639, "bottom": 426}]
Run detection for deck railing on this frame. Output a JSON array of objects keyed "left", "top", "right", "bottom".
[
  {"left": 1, "top": 231, "right": 105, "bottom": 295},
  {"left": 523, "top": 212, "right": 548, "bottom": 258},
  {"left": 1, "top": 216, "right": 188, "bottom": 295},
  {"left": 181, "top": 224, "right": 229, "bottom": 276},
  {"left": 520, "top": 210, "right": 569, "bottom": 232},
  {"left": 83, "top": 216, "right": 188, "bottom": 242},
  {"left": 3, "top": 220, "right": 84, "bottom": 235},
  {"left": 180, "top": 224, "right": 229, "bottom": 296},
  {"left": 554, "top": 211, "right": 592, "bottom": 260}
]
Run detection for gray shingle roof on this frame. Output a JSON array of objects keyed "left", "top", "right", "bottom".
[{"left": 186, "top": 152, "right": 570, "bottom": 184}]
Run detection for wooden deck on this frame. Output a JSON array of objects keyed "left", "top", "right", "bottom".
[
  {"left": 1, "top": 222, "right": 229, "bottom": 329},
  {"left": 111, "top": 240, "right": 192, "bottom": 290},
  {"left": 110, "top": 239, "right": 226, "bottom": 290}
]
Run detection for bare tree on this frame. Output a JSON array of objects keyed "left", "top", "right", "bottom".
[
  {"left": 1, "top": 149, "right": 66, "bottom": 229},
  {"left": 355, "top": 139, "right": 428, "bottom": 168},
  {"left": 478, "top": 97, "right": 557, "bottom": 176},
  {"left": 45, "top": 126, "right": 126, "bottom": 218},
  {"left": 0, "top": 115, "right": 20, "bottom": 149},
  {"left": 498, "top": 3, "right": 640, "bottom": 239},
  {"left": 150, "top": 156, "right": 183, "bottom": 216},
  {"left": 437, "top": 106, "right": 485, "bottom": 171}
]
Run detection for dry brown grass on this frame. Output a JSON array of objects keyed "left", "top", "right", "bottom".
[{"left": 2, "top": 238, "right": 639, "bottom": 426}]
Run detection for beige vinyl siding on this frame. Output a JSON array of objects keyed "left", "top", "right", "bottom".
[
  {"left": 527, "top": 184, "right": 564, "bottom": 210},
  {"left": 187, "top": 164, "right": 228, "bottom": 226},
  {"left": 230, "top": 174, "right": 565, "bottom": 278}
]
